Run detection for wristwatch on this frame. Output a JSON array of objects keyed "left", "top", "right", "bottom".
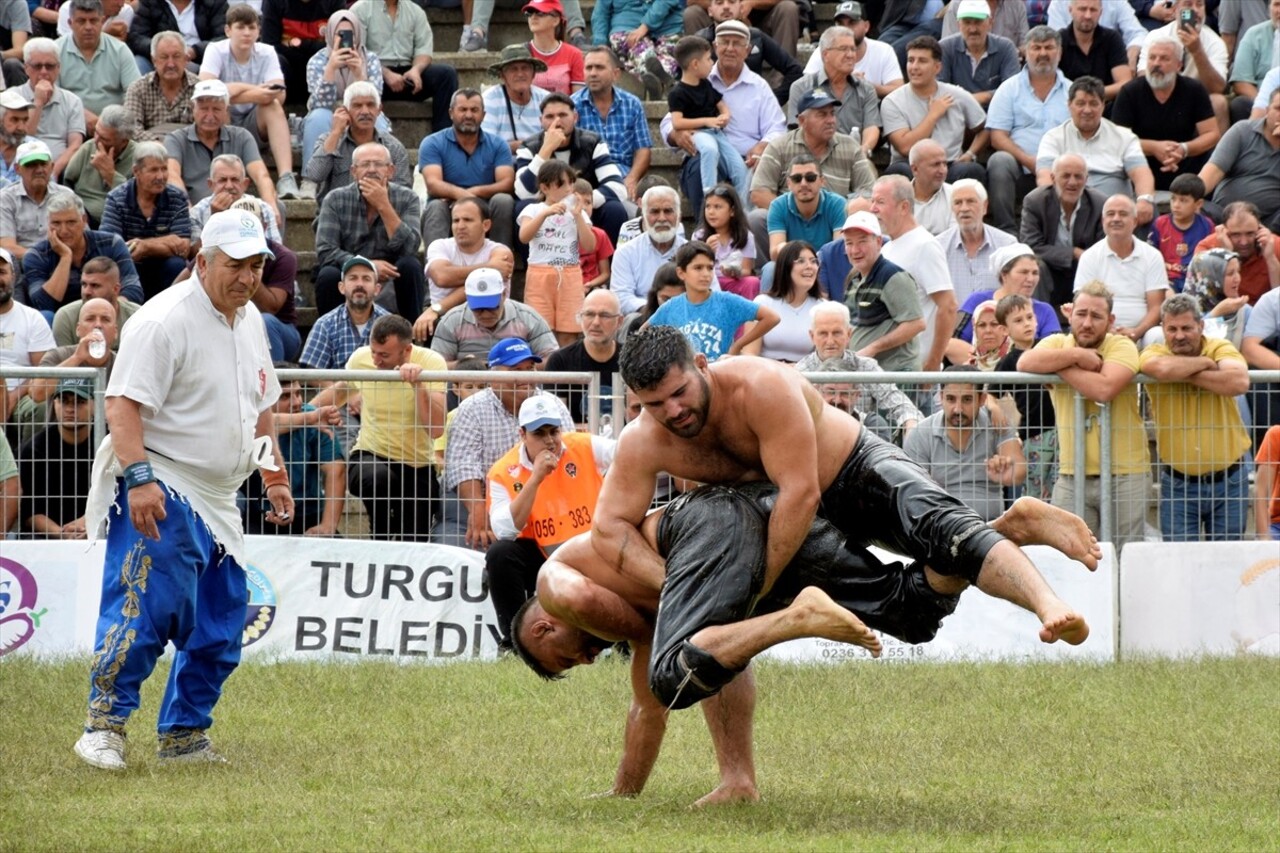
[
  {"left": 1137, "top": 194, "right": 1156, "bottom": 205},
  {"left": 429, "top": 302, "right": 443, "bottom": 314}
]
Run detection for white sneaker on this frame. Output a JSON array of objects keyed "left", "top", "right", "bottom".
[
  {"left": 297, "top": 178, "right": 318, "bottom": 200},
  {"left": 75, "top": 730, "right": 126, "bottom": 771},
  {"left": 277, "top": 171, "right": 301, "bottom": 200},
  {"left": 158, "top": 733, "right": 228, "bottom": 765}
]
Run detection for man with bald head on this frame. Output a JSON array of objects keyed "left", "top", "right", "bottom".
[
  {"left": 32, "top": 297, "right": 118, "bottom": 405},
  {"left": 545, "top": 288, "right": 623, "bottom": 426},
  {"left": 51, "top": 256, "right": 139, "bottom": 347},
  {"left": 908, "top": 139, "right": 953, "bottom": 236},
  {"left": 1019, "top": 153, "right": 1107, "bottom": 307},
  {"left": 1074, "top": 194, "right": 1169, "bottom": 347}
]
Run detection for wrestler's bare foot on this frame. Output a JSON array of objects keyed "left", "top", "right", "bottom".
[
  {"left": 1038, "top": 605, "right": 1090, "bottom": 645},
  {"left": 693, "top": 781, "right": 761, "bottom": 808},
  {"left": 994, "top": 497, "right": 1102, "bottom": 571},
  {"left": 791, "top": 587, "right": 883, "bottom": 658}
]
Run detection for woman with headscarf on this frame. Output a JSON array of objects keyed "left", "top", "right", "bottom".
[
  {"left": 948, "top": 243, "right": 1061, "bottom": 365},
  {"left": 300, "top": 9, "right": 388, "bottom": 173},
  {"left": 968, "top": 299, "right": 1011, "bottom": 372},
  {"left": 1184, "top": 248, "right": 1253, "bottom": 351}
]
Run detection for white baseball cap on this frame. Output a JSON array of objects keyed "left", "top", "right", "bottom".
[
  {"left": 0, "top": 89, "right": 33, "bottom": 110},
  {"left": 0, "top": 247, "right": 13, "bottom": 267},
  {"left": 191, "top": 79, "right": 229, "bottom": 102},
  {"left": 465, "top": 267, "right": 504, "bottom": 310},
  {"left": 202, "top": 209, "right": 274, "bottom": 260},
  {"left": 518, "top": 394, "right": 561, "bottom": 431},
  {"left": 841, "top": 210, "right": 881, "bottom": 238},
  {"left": 956, "top": 0, "right": 991, "bottom": 19},
  {"left": 15, "top": 140, "right": 52, "bottom": 166}
]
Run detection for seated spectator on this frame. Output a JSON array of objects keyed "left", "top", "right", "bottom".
[
  {"left": 1057, "top": 0, "right": 1133, "bottom": 103},
  {"left": 351, "top": 0, "right": 458, "bottom": 134},
  {"left": 311, "top": 314, "right": 447, "bottom": 542},
  {"left": 17, "top": 37, "right": 87, "bottom": 177},
  {"left": 31, "top": 296, "right": 116, "bottom": 406},
  {"left": 1136, "top": 0, "right": 1229, "bottom": 130},
  {"left": 228, "top": 196, "right": 299, "bottom": 361},
  {"left": 483, "top": 44, "right": 551, "bottom": 156},
  {"left": 1242, "top": 286, "right": 1279, "bottom": 446},
  {"left": 431, "top": 268, "right": 558, "bottom": 367},
  {"left": 1198, "top": 88, "right": 1280, "bottom": 231},
  {"left": 935, "top": 179, "right": 1017, "bottom": 304},
  {"left": 50, "top": 255, "right": 138, "bottom": 346},
  {"left": 876, "top": 0, "right": 947, "bottom": 66},
  {"left": 165, "top": 79, "right": 280, "bottom": 223},
  {"left": 1020, "top": 152, "right": 1109, "bottom": 307},
  {"left": 514, "top": 93, "right": 629, "bottom": 246},
  {"left": 121, "top": 30, "right": 196, "bottom": 142},
  {"left": 691, "top": 183, "right": 758, "bottom": 298},
  {"left": 199, "top": 4, "right": 300, "bottom": 200},
  {"left": 0, "top": 3, "right": 32, "bottom": 90},
  {"left": 240, "top": 364, "right": 346, "bottom": 536},
  {"left": 805, "top": 354, "right": 893, "bottom": 441},
  {"left": 1218, "top": 0, "right": 1272, "bottom": 58},
  {"left": 904, "top": 364, "right": 1026, "bottom": 521},
  {"left": 0, "top": 248, "right": 55, "bottom": 445},
  {"left": 261, "top": 0, "right": 346, "bottom": 100},
  {"left": 939, "top": 0, "right": 1021, "bottom": 107},
  {"left": 590, "top": 0, "right": 683, "bottom": 98},
  {"left": 1047, "top": 0, "right": 1149, "bottom": 65},
  {"left": 420, "top": 89, "right": 516, "bottom": 251},
  {"left": 908, "top": 139, "right": 954, "bottom": 236},
  {"left": 61, "top": 104, "right": 136, "bottom": 226},
  {"left": 1249, "top": 64, "right": 1280, "bottom": 121},
  {"left": 0, "top": 140, "right": 75, "bottom": 262},
  {"left": 189, "top": 154, "right": 283, "bottom": 248},
  {"left": 16, "top": 376, "right": 96, "bottom": 538},
  {"left": 952, "top": 242, "right": 1062, "bottom": 351},
  {"left": 611, "top": 185, "right": 688, "bottom": 314},
  {"left": 840, "top": 210, "right": 926, "bottom": 372},
  {"left": 573, "top": 45, "right": 652, "bottom": 200},
  {"left": 1112, "top": 34, "right": 1220, "bottom": 194},
  {"left": 940, "top": 0, "right": 1029, "bottom": 45},
  {"left": 418, "top": 196, "right": 516, "bottom": 341},
  {"left": 573, "top": 180, "right": 613, "bottom": 293},
  {"left": 803, "top": 2, "right": 903, "bottom": 98},
  {"left": 985, "top": 26, "right": 1072, "bottom": 233},
  {"left": 1036, "top": 76, "right": 1155, "bottom": 214},
  {"left": 1147, "top": 172, "right": 1214, "bottom": 291},
  {"left": 794, "top": 301, "right": 923, "bottom": 436},
  {"left": 765, "top": 153, "right": 847, "bottom": 275},
  {"left": 484, "top": 391, "right": 613, "bottom": 648},
  {"left": 545, "top": 288, "right": 622, "bottom": 424},
  {"left": 23, "top": 193, "right": 141, "bottom": 314},
  {"left": 55, "top": 0, "right": 140, "bottom": 136},
  {"left": 993, "top": 291, "right": 1057, "bottom": 499},
  {"left": 688, "top": 0, "right": 800, "bottom": 59},
  {"left": 99, "top": 140, "right": 190, "bottom": 299},
  {"left": 1227, "top": 0, "right": 1280, "bottom": 122},
  {"left": 622, "top": 260, "right": 684, "bottom": 336},
  {"left": 299, "top": 10, "right": 389, "bottom": 177},
  {"left": 1075, "top": 194, "right": 1170, "bottom": 346},
  {"left": 699, "top": 0, "right": 805, "bottom": 105},
  {"left": 882, "top": 36, "right": 987, "bottom": 183},
  {"left": 742, "top": 240, "right": 823, "bottom": 362},
  {"left": 0, "top": 90, "right": 37, "bottom": 192},
  {"left": 790, "top": 24, "right": 883, "bottom": 151},
  {"left": 1183, "top": 248, "right": 1254, "bottom": 351},
  {"left": 314, "top": 141, "right": 424, "bottom": 322},
  {"left": 302, "top": 80, "right": 410, "bottom": 206},
  {"left": 126, "top": 0, "right": 225, "bottom": 73},
  {"left": 301, "top": 255, "right": 389, "bottom": 371},
  {"left": 1193, "top": 200, "right": 1280, "bottom": 306},
  {"left": 459, "top": 0, "right": 591, "bottom": 54},
  {"left": 524, "top": 0, "right": 585, "bottom": 95}
]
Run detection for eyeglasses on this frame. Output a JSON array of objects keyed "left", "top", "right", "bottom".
[
  {"left": 826, "top": 45, "right": 857, "bottom": 53},
  {"left": 788, "top": 173, "right": 820, "bottom": 184},
  {"left": 26, "top": 62, "right": 58, "bottom": 71},
  {"left": 524, "top": 9, "right": 556, "bottom": 16},
  {"left": 577, "top": 311, "right": 620, "bottom": 321}
]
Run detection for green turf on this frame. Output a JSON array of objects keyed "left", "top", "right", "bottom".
[{"left": 2, "top": 655, "right": 1278, "bottom": 851}]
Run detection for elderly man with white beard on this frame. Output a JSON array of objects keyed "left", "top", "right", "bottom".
[{"left": 611, "top": 185, "right": 688, "bottom": 315}]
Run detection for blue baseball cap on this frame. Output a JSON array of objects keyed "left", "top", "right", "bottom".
[{"left": 488, "top": 337, "right": 543, "bottom": 368}]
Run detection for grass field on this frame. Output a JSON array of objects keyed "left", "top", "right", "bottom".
[{"left": 2, "top": 655, "right": 1278, "bottom": 852}]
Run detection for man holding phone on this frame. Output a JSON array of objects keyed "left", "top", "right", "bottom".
[
  {"left": 1136, "top": 0, "right": 1229, "bottom": 130},
  {"left": 199, "top": 3, "right": 302, "bottom": 199}
]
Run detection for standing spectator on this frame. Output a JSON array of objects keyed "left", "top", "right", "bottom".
[
  {"left": 0, "top": 247, "right": 54, "bottom": 445},
  {"left": 1020, "top": 152, "right": 1108, "bottom": 307},
  {"left": 524, "top": 0, "right": 585, "bottom": 95},
  {"left": 188, "top": 154, "right": 283, "bottom": 248},
  {"left": 310, "top": 313, "right": 447, "bottom": 542},
  {"left": 351, "top": 0, "right": 458, "bottom": 134},
  {"left": 313, "top": 141, "right": 424, "bottom": 322},
  {"left": 198, "top": 4, "right": 300, "bottom": 200},
  {"left": 1018, "top": 280, "right": 1150, "bottom": 549},
  {"left": 121, "top": 31, "right": 197, "bottom": 142},
  {"left": 299, "top": 10, "right": 387, "bottom": 177},
  {"left": 431, "top": 268, "right": 558, "bottom": 367},
  {"left": 55, "top": 0, "right": 140, "bottom": 131},
  {"left": 742, "top": 240, "right": 823, "bottom": 362},
  {"left": 261, "top": 0, "right": 345, "bottom": 100},
  {"left": 1057, "top": 0, "right": 1133, "bottom": 103},
  {"left": 419, "top": 89, "right": 516, "bottom": 251},
  {"left": 22, "top": 193, "right": 142, "bottom": 314},
  {"left": 841, "top": 210, "right": 926, "bottom": 372},
  {"left": 0, "top": 139, "right": 74, "bottom": 262},
  {"left": 51, "top": 255, "right": 138, "bottom": 346},
  {"left": 483, "top": 44, "right": 551, "bottom": 156},
  {"left": 907, "top": 139, "right": 953, "bottom": 236},
  {"left": 71, "top": 209, "right": 292, "bottom": 772},
  {"left": 790, "top": 24, "right": 884, "bottom": 150},
  {"left": 126, "top": 0, "right": 226, "bottom": 72},
  {"left": 882, "top": 36, "right": 987, "bottom": 183},
  {"left": 61, "top": 104, "right": 136, "bottom": 226},
  {"left": 573, "top": 179, "right": 613, "bottom": 294},
  {"left": 590, "top": 0, "right": 684, "bottom": 97},
  {"left": 573, "top": 45, "right": 651, "bottom": 201},
  {"left": 1140, "top": 294, "right": 1252, "bottom": 541},
  {"left": 1112, "top": 34, "right": 1221, "bottom": 193},
  {"left": 16, "top": 376, "right": 96, "bottom": 537},
  {"left": 939, "top": 0, "right": 1021, "bottom": 107},
  {"left": 1074, "top": 194, "right": 1169, "bottom": 347},
  {"left": 301, "top": 81, "right": 411, "bottom": 206},
  {"left": 1147, "top": 172, "right": 1215, "bottom": 291},
  {"left": 545, "top": 288, "right": 623, "bottom": 424},
  {"left": 99, "top": 140, "right": 191, "bottom": 300},
  {"left": 936, "top": 179, "right": 1017, "bottom": 304},
  {"left": 1256, "top": 424, "right": 1280, "bottom": 541},
  {"left": 904, "top": 364, "right": 1026, "bottom": 521},
  {"left": 985, "top": 26, "right": 1072, "bottom": 233},
  {"left": 611, "top": 185, "right": 688, "bottom": 314},
  {"left": 17, "top": 37, "right": 86, "bottom": 176},
  {"left": 517, "top": 159, "right": 596, "bottom": 346},
  {"left": 485, "top": 392, "right": 613, "bottom": 648},
  {"left": 1183, "top": 248, "right": 1254, "bottom": 350},
  {"left": 1198, "top": 88, "right": 1280, "bottom": 232}
]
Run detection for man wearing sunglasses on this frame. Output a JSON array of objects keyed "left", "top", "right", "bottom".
[{"left": 764, "top": 154, "right": 847, "bottom": 266}]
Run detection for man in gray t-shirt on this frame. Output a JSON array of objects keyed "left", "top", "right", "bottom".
[{"left": 1201, "top": 90, "right": 1280, "bottom": 227}]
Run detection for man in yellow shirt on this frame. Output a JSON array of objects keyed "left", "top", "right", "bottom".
[
  {"left": 312, "top": 313, "right": 448, "bottom": 540},
  {"left": 1140, "top": 294, "right": 1252, "bottom": 541},
  {"left": 1018, "top": 280, "right": 1150, "bottom": 549}
]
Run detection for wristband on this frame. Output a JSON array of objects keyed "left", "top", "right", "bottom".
[
  {"left": 123, "top": 461, "right": 156, "bottom": 489},
  {"left": 262, "top": 467, "right": 290, "bottom": 490}
]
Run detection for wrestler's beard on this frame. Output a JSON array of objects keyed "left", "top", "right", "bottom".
[{"left": 660, "top": 373, "right": 710, "bottom": 438}]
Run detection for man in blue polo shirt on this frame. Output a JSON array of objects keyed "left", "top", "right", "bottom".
[
  {"left": 98, "top": 140, "right": 191, "bottom": 301},
  {"left": 418, "top": 88, "right": 516, "bottom": 251},
  {"left": 763, "top": 151, "right": 847, "bottom": 289}
]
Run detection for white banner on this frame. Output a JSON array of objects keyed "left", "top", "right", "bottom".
[
  {"left": 759, "top": 545, "right": 1119, "bottom": 664},
  {"left": 1120, "top": 542, "right": 1279, "bottom": 657}
]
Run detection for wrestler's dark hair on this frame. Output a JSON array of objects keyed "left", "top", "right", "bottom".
[
  {"left": 510, "top": 597, "right": 567, "bottom": 681},
  {"left": 620, "top": 325, "right": 697, "bottom": 391}
]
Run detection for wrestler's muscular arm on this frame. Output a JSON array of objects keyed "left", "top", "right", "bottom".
[{"left": 591, "top": 431, "right": 668, "bottom": 591}]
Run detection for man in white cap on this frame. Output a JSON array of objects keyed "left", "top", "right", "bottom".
[
  {"left": 484, "top": 391, "right": 614, "bottom": 649},
  {"left": 840, "top": 209, "right": 925, "bottom": 373},
  {"left": 417, "top": 196, "right": 516, "bottom": 342},
  {"left": 0, "top": 139, "right": 74, "bottom": 261},
  {"left": 430, "top": 267, "right": 557, "bottom": 367},
  {"left": 0, "top": 89, "right": 38, "bottom": 190},
  {"left": 0, "top": 245, "right": 55, "bottom": 444},
  {"left": 73, "top": 207, "right": 294, "bottom": 772}
]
